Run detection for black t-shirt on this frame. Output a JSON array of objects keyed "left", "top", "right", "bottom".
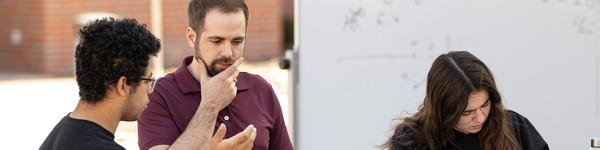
[
  {"left": 39, "top": 114, "right": 125, "bottom": 150},
  {"left": 392, "top": 110, "right": 549, "bottom": 150}
]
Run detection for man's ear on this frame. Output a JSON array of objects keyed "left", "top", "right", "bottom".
[
  {"left": 186, "top": 27, "right": 197, "bottom": 49},
  {"left": 115, "top": 76, "right": 130, "bottom": 96}
]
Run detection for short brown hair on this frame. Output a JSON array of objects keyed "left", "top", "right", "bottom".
[{"left": 187, "top": 0, "right": 249, "bottom": 34}]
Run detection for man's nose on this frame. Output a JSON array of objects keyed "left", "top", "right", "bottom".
[{"left": 219, "top": 43, "right": 233, "bottom": 57}]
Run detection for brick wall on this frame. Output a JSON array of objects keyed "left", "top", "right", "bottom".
[
  {"left": 0, "top": 0, "right": 46, "bottom": 73},
  {"left": 42, "top": 0, "right": 152, "bottom": 75},
  {"left": 0, "top": 0, "right": 283, "bottom": 75},
  {"left": 162, "top": 0, "right": 190, "bottom": 67},
  {"left": 244, "top": 0, "right": 283, "bottom": 62}
]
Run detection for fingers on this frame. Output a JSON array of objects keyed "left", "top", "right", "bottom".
[
  {"left": 226, "top": 124, "right": 255, "bottom": 145},
  {"left": 230, "top": 80, "right": 238, "bottom": 96},
  {"left": 216, "top": 57, "right": 244, "bottom": 80},
  {"left": 230, "top": 57, "right": 243, "bottom": 78},
  {"left": 230, "top": 69, "right": 240, "bottom": 83},
  {"left": 239, "top": 126, "right": 257, "bottom": 150},
  {"left": 212, "top": 123, "right": 227, "bottom": 142},
  {"left": 249, "top": 125, "right": 257, "bottom": 142}
]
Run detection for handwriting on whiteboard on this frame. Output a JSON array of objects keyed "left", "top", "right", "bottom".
[
  {"left": 543, "top": 0, "right": 599, "bottom": 34},
  {"left": 336, "top": 34, "right": 452, "bottom": 90},
  {"left": 343, "top": 0, "right": 599, "bottom": 35}
]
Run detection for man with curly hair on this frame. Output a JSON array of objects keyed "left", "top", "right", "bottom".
[{"left": 39, "top": 18, "right": 161, "bottom": 150}]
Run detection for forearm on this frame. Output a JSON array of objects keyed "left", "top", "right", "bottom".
[{"left": 168, "top": 102, "right": 219, "bottom": 150}]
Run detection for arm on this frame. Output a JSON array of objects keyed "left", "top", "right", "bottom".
[
  {"left": 149, "top": 103, "right": 219, "bottom": 150},
  {"left": 141, "top": 88, "right": 256, "bottom": 150},
  {"left": 151, "top": 104, "right": 258, "bottom": 150}
]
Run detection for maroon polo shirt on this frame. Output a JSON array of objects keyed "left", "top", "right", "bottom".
[{"left": 137, "top": 56, "right": 293, "bottom": 150}]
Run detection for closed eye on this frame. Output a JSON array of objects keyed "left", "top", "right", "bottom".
[
  {"left": 210, "top": 40, "right": 223, "bottom": 44},
  {"left": 232, "top": 39, "right": 243, "bottom": 45},
  {"left": 232, "top": 37, "right": 245, "bottom": 45},
  {"left": 462, "top": 110, "right": 473, "bottom": 116},
  {"left": 208, "top": 36, "right": 225, "bottom": 45}
]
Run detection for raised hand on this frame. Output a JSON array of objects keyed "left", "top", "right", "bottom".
[
  {"left": 211, "top": 124, "right": 257, "bottom": 150},
  {"left": 198, "top": 57, "right": 244, "bottom": 110}
]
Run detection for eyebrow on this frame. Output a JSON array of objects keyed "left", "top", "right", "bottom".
[
  {"left": 232, "top": 36, "right": 245, "bottom": 41},
  {"left": 207, "top": 36, "right": 225, "bottom": 40},
  {"left": 464, "top": 99, "right": 490, "bottom": 112}
]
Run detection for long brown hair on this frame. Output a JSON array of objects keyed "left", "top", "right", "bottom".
[{"left": 383, "top": 51, "right": 519, "bottom": 150}]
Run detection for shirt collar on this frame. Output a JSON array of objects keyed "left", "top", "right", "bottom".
[{"left": 174, "top": 56, "right": 250, "bottom": 94}]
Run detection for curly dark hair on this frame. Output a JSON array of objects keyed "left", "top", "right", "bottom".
[{"left": 75, "top": 18, "right": 160, "bottom": 103}]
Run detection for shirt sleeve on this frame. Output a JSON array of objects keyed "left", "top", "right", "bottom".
[
  {"left": 265, "top": 83, "right": 294, "bottom": 150},
  {"left": 137, "top": 89, "right": 180, "bottom": 150},
  {"left": 509, "top": 110, "right": 549, "bottom": 150}
]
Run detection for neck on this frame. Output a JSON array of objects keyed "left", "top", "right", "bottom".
[{"left": 69, "top": 99, "right": 122, "bottom": 134}]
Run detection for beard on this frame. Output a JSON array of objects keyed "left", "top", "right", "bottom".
[{"left": 206, "top": 57, "right": 234, "bottom": 76}]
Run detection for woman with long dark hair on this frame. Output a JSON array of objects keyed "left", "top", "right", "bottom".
[{"left": 383, "top": 51, "right": 549, "bottom": 150}]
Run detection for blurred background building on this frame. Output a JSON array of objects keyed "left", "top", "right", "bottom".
[{"left": 0, "top": 0, "right": 294, "bottom": 76}]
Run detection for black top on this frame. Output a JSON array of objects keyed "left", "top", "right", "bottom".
[
  {"left": 39, "top": 114, "right": 125, "bottom": 150},
  {"left": 392, "top": 110, "right": 549, "bottom": 150}
]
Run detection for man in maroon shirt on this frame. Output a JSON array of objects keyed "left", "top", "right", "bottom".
[{"left": 137, "top": 0, "right": 293, "bottom": 150}]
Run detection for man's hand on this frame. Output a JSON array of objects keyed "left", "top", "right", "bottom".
[
  {"left": 211, "top": 124, "right": 257, "bottom": 150},
  {"left": 198, "top": 57, "right": 244, "bottom": 110}
]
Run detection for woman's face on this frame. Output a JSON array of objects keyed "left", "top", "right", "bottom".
[{"left": 454, "top": 90, "right": 491, "bottom": 134}]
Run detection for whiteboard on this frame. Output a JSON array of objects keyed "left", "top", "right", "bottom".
[{"left": 294, "top": 0, "right": 600, "bottom": 149}]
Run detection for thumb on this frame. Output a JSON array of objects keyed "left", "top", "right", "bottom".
[
  {"left": 227, "top": 124, "right": 254, "bottom": 145},
  {"left": 212, "top": 123, "right": 227, "bottom": 142}
]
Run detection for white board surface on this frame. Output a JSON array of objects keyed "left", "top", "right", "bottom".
[{"left": 295, "top": 0, "right": 600, "bottom": 149}]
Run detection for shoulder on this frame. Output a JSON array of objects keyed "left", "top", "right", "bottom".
[
  {"left": 47, "top": 116, "right": 103, "bottom": 137},
  {"left": 41, "top": 117, "right": 123, "bottom": 150},
  {"left": 239, "top": 72, "right": 271, "bottom": 88},
  {"left": 238, "top": 72, "right": 280, "bottom": 104},
  {"left": 239, "top": 72, "right": 277, "bottom": 95},
  {"left": 155, "top": 72, "right": 179, "bottom": 90},
  {"left": 506, "top": 110, "right": 536, "bottom": 137},
  {"left": 389, "top": 126, "right": 426, "bottom": 150},
  {"left": 505, "top": 110, "right": 549, "bottom": 150},
  {"left": 506, "top": 110, "right": 534, "bottom": 128},
  {"left": 149, "top": 72, "right": 185, "bottom": 103}
]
